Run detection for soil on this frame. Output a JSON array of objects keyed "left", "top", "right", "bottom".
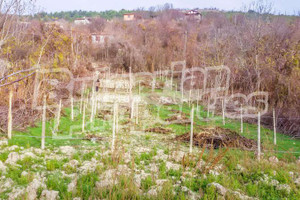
[
  {"left": 175, "top": 127, "right": 258, "bottom": 150},
  {"left": 84, "top": 134, "right": 104, "bottom": 141},
  {"left": 145, "top": 127, "right": 173, "bottom": 134}
]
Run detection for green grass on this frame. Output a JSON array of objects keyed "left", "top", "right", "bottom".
[
  {"left": 8, "top": 106, "right": 111, "bottom": 149},
  {"left": 147, "top": 98, "right": 300, "bottom": 159}
]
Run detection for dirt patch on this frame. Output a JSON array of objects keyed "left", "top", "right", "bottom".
[
  {"left": 145, "top": 127, "right": 173, "bottom": 134},
  {"left": 84, "top": 134, "right": 104, "bottom": 142},
  {"left": 165, "top": 114, "right": 190, "bottom": 123},
  {"left": 175, "top": 127, "right": 258, "bottom": 150}
]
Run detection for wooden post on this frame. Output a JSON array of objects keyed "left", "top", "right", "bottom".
[
  {"left": 257, "top": 112, "right": 261, "bottom": 161},
  {"left": 94, "top": 98, "right": 98, "bottom": 121},
  {"left": 82, "top": 100, "right": 86, "bottom": 132},
  {"left": 7, "top": 90, "right": 13, "bottom": 139},
  {"left": 112, "top": 102, "right": 116, "bottom": 151},
  {"left": 135, "top": 102, "right": 139, "bottom": 125},
  {"left": 273, "top": 109, "right": 276, "bottom": 145},
  {"left": 152, "top": 75, "right": 155, "bottom": 92},
  {"left": 240, "top": 104, "right": 243, "bottom": 133},
  {"left": 116, "top": 102, "right": 119, "bottom": 134},
  {"left": 196, "top": 90, "right": 199, "bottom": 112},
  {"left": 71, "top": 96, "right": 74, "bottom": 121},
  {"left": 188, "top": 89, "right": 191, "bottom": 107},
  {"left": 80, "top": 84, "right": 84, "bottom": 114},
  {"left": 41, "top": 95, "right": 46, "bottom": 149},
  {"left": 54, "top": 99, "right": 62, "bottom": 134},
  {"left": 222, "top": 99, "right": 225, "bottom": 125},
  {"left": 171, "top": 69, "right": 173, "bottom": 91},
  {"left": 207, "top": 97, "right": 210, "bottom": 118},
  {"left": 190, "top": 105, "right": 194, "bottom": 154},
  {"left": 138, "top": 81, "right": 141, "bottom": 95},
  {"left": 129, "top": 67, "right": 133, "bottom": 120},
  {"left": 90, "top": 91, "right": 95, "bottom": 123}
]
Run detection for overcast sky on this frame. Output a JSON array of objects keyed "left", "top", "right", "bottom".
[{"left": 36, "top": 0, "right": 299, "bottom": 15}]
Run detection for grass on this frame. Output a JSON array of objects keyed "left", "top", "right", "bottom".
[
  {"left": 147, "top": 99, "right": 300, "bottom": 159},
  {"left": 1, "top": 84, "right": 299, "bottom": 199},
  {"left": 8, "top": 106, "right": 111, "bottom": 149}
]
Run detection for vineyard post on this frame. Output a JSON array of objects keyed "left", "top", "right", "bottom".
[
  {"left": 190, "top": 105, "right": 194, "bottom": 154},
  {"left": 7, "top": 90, "right": 13, "bottom": 139},
  {"left": 257, "top": 112, "right": 261, "bottom": 161},
  {"left": 71, "top": 96, "right": 74, "bottom": 121},
  {"left": 41, "top": 95, "right": 46, "bottom": 149},
  {"left": 241, "top": 104, "right": 243, "bottom": 133},
  {"left": 222, "top": 99, "right": 225, "bottom": 125},
  {"left": 273, "top": 109, "right": 277, "bottom": 145}
]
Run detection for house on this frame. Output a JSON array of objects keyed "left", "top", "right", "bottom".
[
  {"left": 123, "top": 13, "right": 142, "bottom": 21},
  {"left": 91, "top": 33, "right": 114, "bottom": 44},
  {"left": 74, "top": 17, "right": 91, "bottom": 25},
  {"left": 185, "top": 9, "right": 202, "bottom": 21}
]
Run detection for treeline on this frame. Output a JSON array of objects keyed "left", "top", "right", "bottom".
[{"left": 35, "top": 9, "right": 133, "bottom": 21}]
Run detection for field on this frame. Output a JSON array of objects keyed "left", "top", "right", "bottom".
[{"left": 0, "top": 79, "right": 299, "bottom": 200}]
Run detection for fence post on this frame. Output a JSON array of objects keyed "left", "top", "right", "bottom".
[
  {"left": 129, "top": 67, "right": 133, "bottom": 120},
  {"left": 190, "top": 105, "right": 194, "bottom": 154},
  {"left": 82, "top": 99, "right": 86, "bottom": 132},
  {"left": 273, "top": 109, "right": 277, "bottom": 145},
  {"left": 41, "top": 95, "right": 46, "bottom": 149},
  {"left": 188, "top": 89, "right": 191, "bottom": 107},
  {"left": 222, "top": 99, "right": 225, "bottom": 125},
  {"left": 257, "top": 112, "right": 261, "bottom": 161},
  {"left": 80, "top": 84, "right": 84, "bottom": 114},
  {"left": 112, "top": 102, "right": 116, "bottom": 152},
  {"left": 135, "top": 102, "right": 139, "bottom": 125},
  {"left": 138, "top": 81, "right": 141, "bottom": 95},
  {"left": 116, "top": 102, "right": 119, "bottom": 134},
  {"left": 54, "top": 99, "right": 62, "bottom": 134},
  {"left": 152, "top": 75, "right": 155, "bottom": 92},
  {"left": 8, "top": 90, "right": 13, "bottom": 139},
  {"left": 71, "top": 96, "right": 74, "bottom": 121},
  {"left": 207, "top": 97, "right": 210, "bottom": 118},
  {"left": 171, "top": 69, "right": 173, "bottom": 91},
  {"left": 241, "top": 104, "right": 243, "bottom": 133}
]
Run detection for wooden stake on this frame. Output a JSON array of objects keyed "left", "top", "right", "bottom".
[
  {"left": 7, "top": 90, "right": 13, "bottom": 139},
  {"left": 71, "top": 96, "right": 74, "bottom": 121},
  {"left": 82, "top": 100, "right": 86, "bottom": 132},
  {"left": 41, "top": 95, "right": 46, "bottom": 149},
  {"left": 129, "top": 67, "right": 133, "bottom": 120},
  {"left": 54, "top": 99, "right": 62, "bottom": 134},
  {"left": 152, "top": 75, "right": 155, "bottom": 92},
  {"left": 135, "top": 102, "right": 139, "bottom": 125},
  {"left": 196, "top": 89, "right": 199, "bottom": 112},
  {"left": 222, "top": 99, "right": 225, "bottom": 125},
  {"left": 131, "top": 100, "right": 134, "bottom": 121},
  {"left": 257, "top": 112, "right": 261, "bottom": 161},
  {"left": 116, "top": 103, "right": 119, "bottom": 134},
  {"left": 190, "top": 105, "right": 194, "bottom": 154},
  {"left": 188, "top": 89, "right": 191, "bottom": 107},
  {"left": 80, "top": 84, "right": 84, "bottom": 114},
  {"left": 112, "top": 102, "right": 116, "bottom": 151},
  {"left": 273, "top": 109, "right": 276, "bottom": 145},
  {"left": 207, "top": 98, "right": 210, "bottom": 118},
  {"left": 138, "top": 81, "right": 141, "bottom": 95},
  {"left": 90, "top": 92, "right": 95, "bottom": 123},
  {"left": 240, "top": 104, "right": 243, "bottom": 133},
  {"left": 171, "top": 69, "right": 173, "bottom": 90}
]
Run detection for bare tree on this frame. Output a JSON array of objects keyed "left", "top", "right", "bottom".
[{"left": 0, "top": 0, "right": 36, "bottom": 48}]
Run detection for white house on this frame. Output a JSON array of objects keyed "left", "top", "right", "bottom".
[
  {"left": 91, "top": 33, "right": 114, "bottom": 44},
  {"left": 74, "top": 17, "right": 91, "bottom": 25}
]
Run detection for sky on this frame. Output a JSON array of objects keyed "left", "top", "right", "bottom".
[{"left": 36, "top": 0, "right": 300, "bottom": 15}]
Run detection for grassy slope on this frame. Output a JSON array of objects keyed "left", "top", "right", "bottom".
[{"left": 1, "top": 83, "right": 299, "bottom": 200}]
